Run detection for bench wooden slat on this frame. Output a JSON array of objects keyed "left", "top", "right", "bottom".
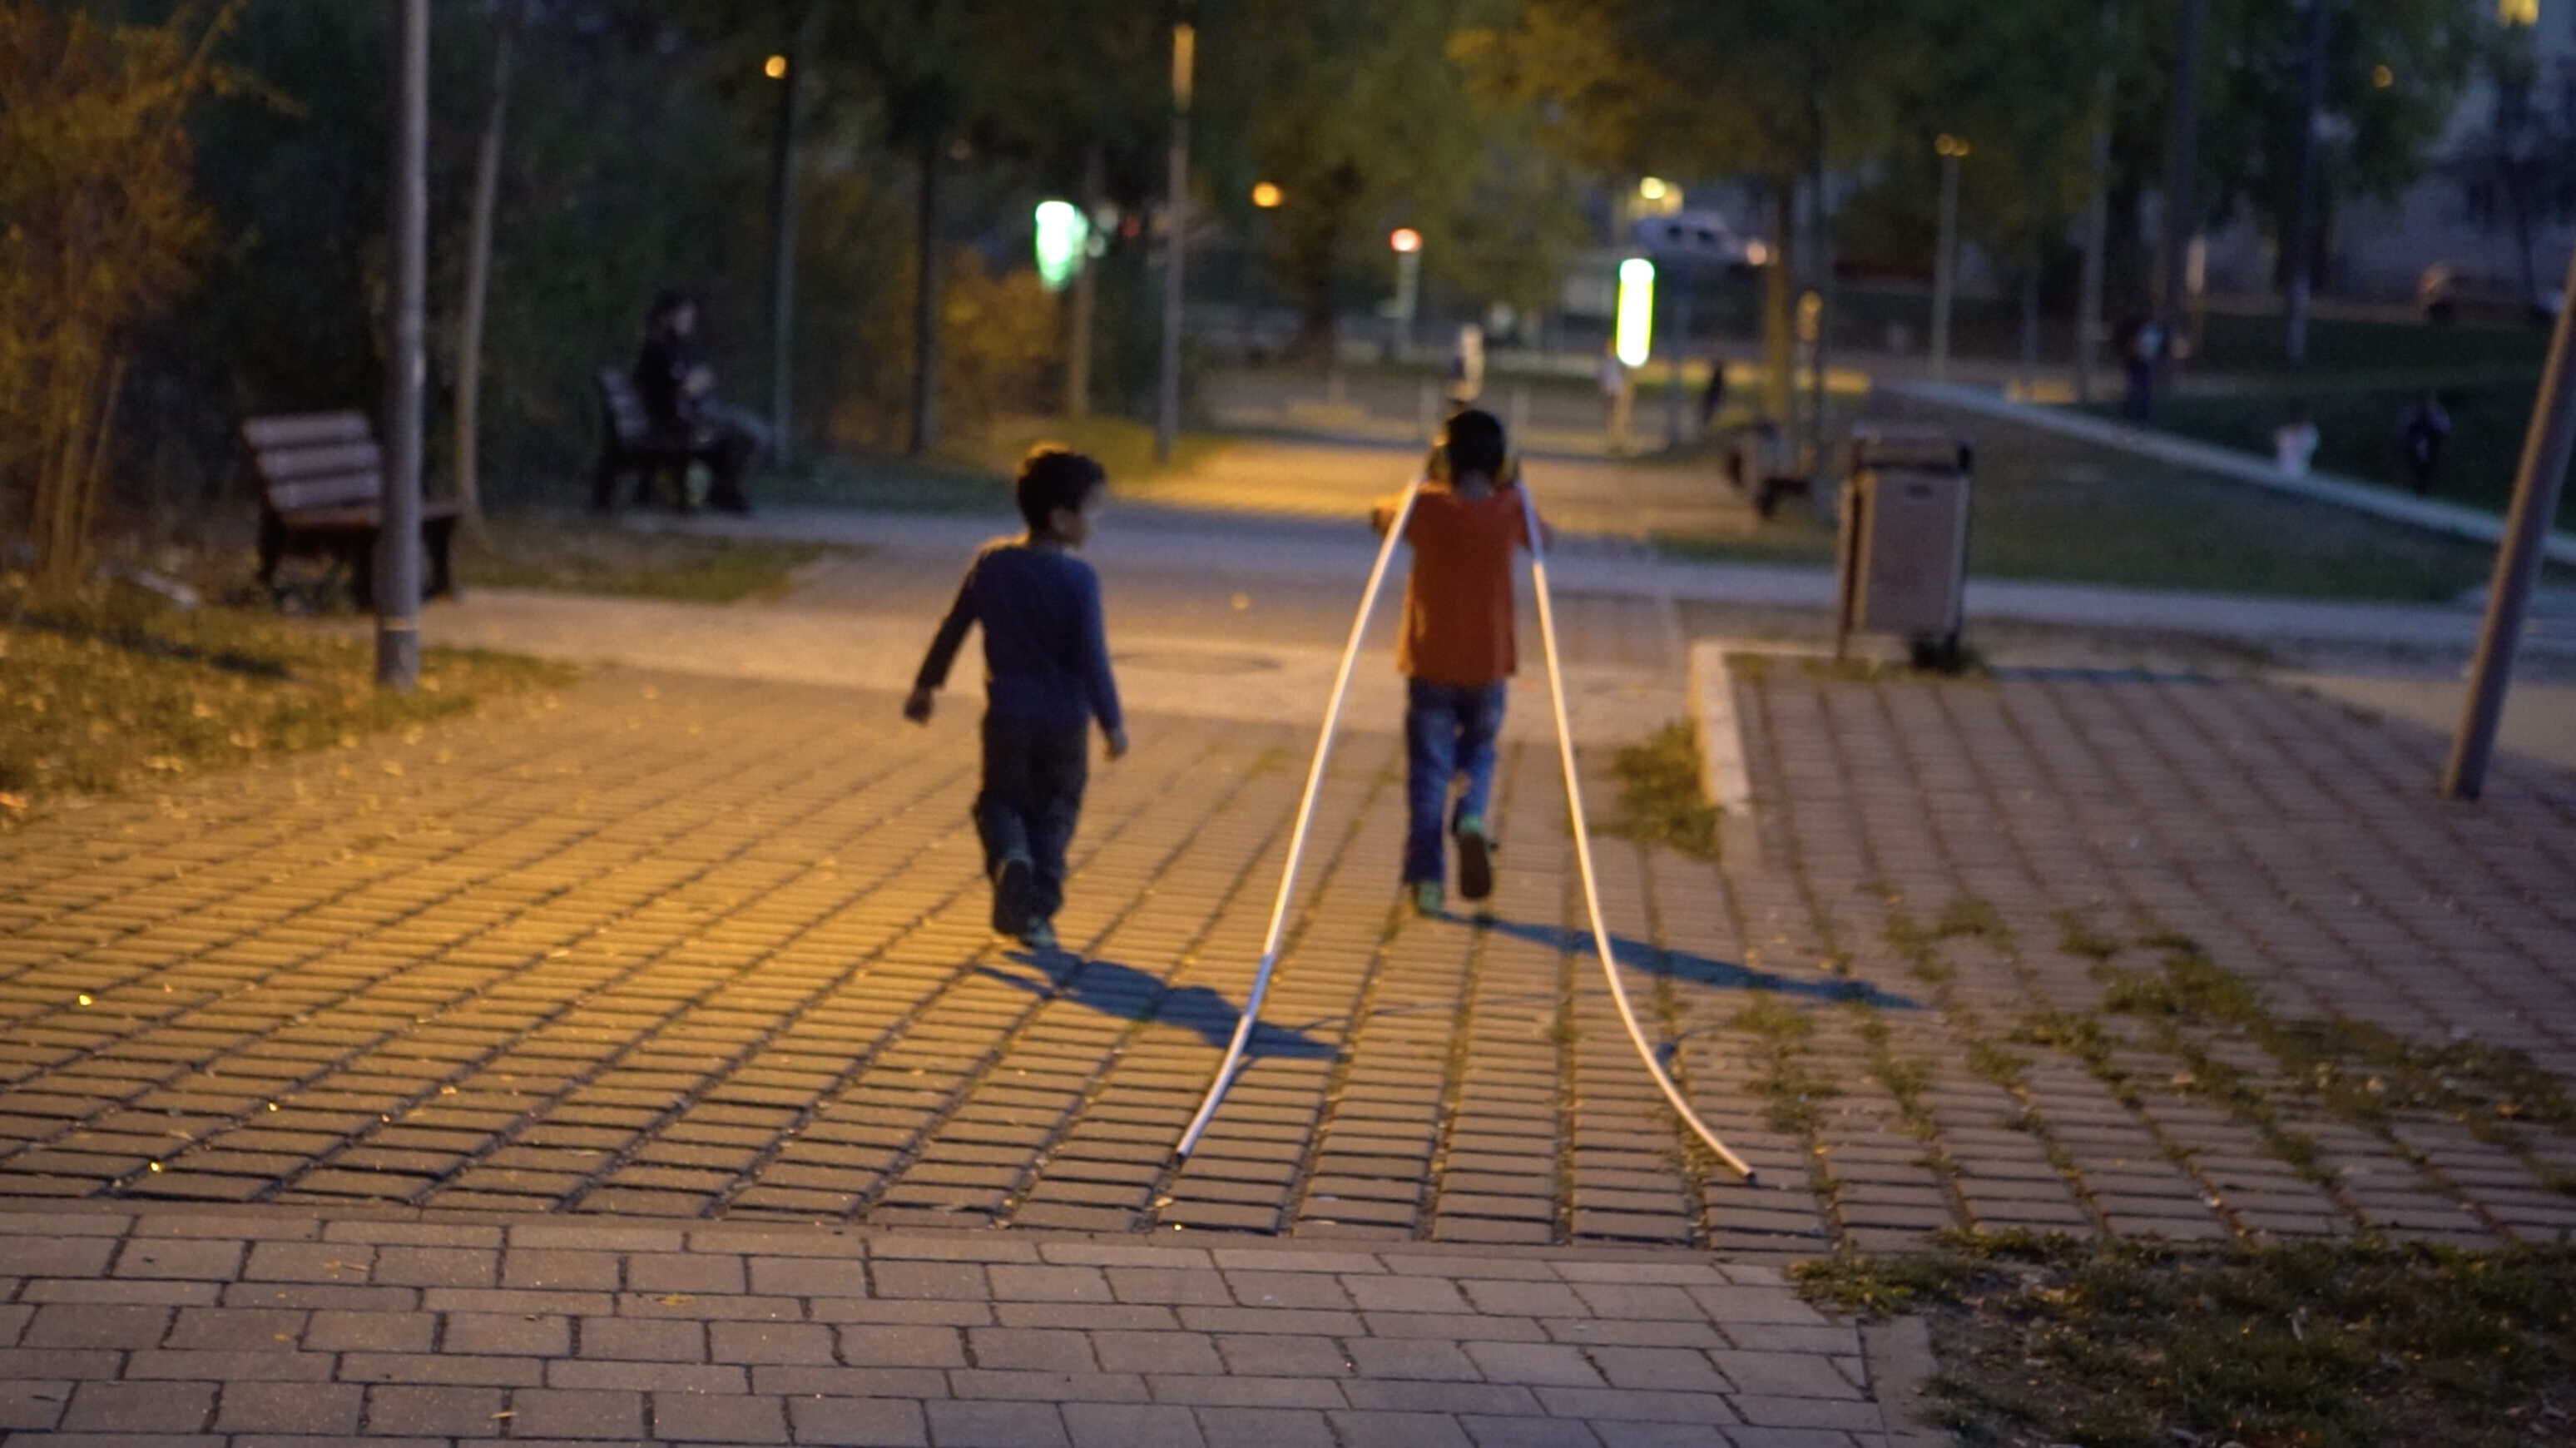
[
  {"left": 242, "top": 411, "right": 371, "bottom": 451},
  {"left": 279, "top": 497, "right": 465, "bottom": 531},
  {"left": 268, "top": 473, "right": 384, "bottom": 513},
  {"left": 257, "top": 440, "right": 384, "bottom": 483}
]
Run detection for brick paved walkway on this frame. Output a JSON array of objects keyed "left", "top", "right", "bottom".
[{"left": 0, "top": 1207, "right": 1915, "bottom": 1447}]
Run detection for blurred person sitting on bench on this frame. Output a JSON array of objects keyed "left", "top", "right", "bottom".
[{"left": 629, "top": 289, "right": 763, "bottom": 514}]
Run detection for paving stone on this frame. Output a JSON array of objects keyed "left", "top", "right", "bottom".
[
  {"left": 651, "top": 1390, "right": 788, "bottom": 1442},
  {"left": 211, "top": 1371, "right": 363, "bottom": 1432},
  {"left": 786, "top": 1395, "right": 930, "bottom": 1447},
  {"left": 924, "top": 1398, "right": 1071, "bottom": 1447},
  {"left": 1062, "top": 1401, "right": 1206, "bottom": 1448},
  {"left": 60, "top": 1381, "right": 215, "bottom": 1434}
]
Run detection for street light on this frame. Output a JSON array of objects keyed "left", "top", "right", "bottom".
[
  {"left": 1387, "top": 229, "right": 1423, "bottom": 359},
  {"left": 764, "top": 53, "right": 788, "bottom": 80},
  {"left": 1615, "top": 256, "right": 1655, "bottom": 369},
  {"left": 1930, "top": 134, "right": 1969, "bottom": 383},
  {"left": 1033, "top": 200, "right": 1089, "bottom": 293},
  {"left": 1251, "top": 181, "right": 1282, "bottom": 209}
]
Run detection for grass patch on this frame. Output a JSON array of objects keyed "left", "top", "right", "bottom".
[
  {"left": 2103, "top": 382, "right": 2574, "bottom": 528},
  {"left": 1655, "top": 394, "right": 2539, "bottom": 603},
  {"left": 0, "top": 577, "right": 572, "bottom": 828},
  {"left": 1796, "top": 1232, "right": 2576, "bottom": 1448},
  {"left": 460, "top": 514, "right": 835, "bottom": 603},
  {"left": 1598, "top": 721, "right": 1721, "bottom": 860}
]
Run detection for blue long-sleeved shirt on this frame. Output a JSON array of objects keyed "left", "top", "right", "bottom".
[{"left": 913, "top": 537, "right": 1124, "bottom": 736}]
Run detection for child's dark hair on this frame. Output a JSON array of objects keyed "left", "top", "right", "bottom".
[
  {"left": 1015, "top": 445, "right": 1106, "bottom": 530},
  {"left": 1439, "top": 408, "right": 1508, "bottom": 484}
]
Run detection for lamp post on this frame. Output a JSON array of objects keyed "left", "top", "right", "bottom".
[
  {"left": 1389, "top": 227, "right": 1423, "bottom": 360},
  {"left": 379, "top": 0, "right": 428, "bottom": 691},
  {"left": 1155, "top": 11, "right": 1195, "bottom": 466},
  {"left": 1930, "top": 134, "right": 1968, "bottom": 384}
]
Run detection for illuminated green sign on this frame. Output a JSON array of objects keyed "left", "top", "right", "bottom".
[{"left": 1033, "top": 200, "right": 1089, "bottom": 293}]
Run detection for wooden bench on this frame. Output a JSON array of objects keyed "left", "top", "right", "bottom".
[
  {"left": 592, "top": 366, "right": 696, "bottom": 509},
  {"left": 245, "top": 411, "right": 460, "bottom": 610}
]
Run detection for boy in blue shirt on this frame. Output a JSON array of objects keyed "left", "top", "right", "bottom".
[{"left": 904, "top": 448, "right": 1127, "bottom": 951}]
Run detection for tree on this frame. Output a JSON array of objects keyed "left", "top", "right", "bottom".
[
  {"left": 1904, "top": 0, "right": 2113, "bottom": 376},
  {"left": 2447, "top": 27, "right": 2576, "bottom": 310},
  {"left": 0, "top": 0, "right": 242, "bottom": 586},
  {"left": 1197, "top": 0, "right": 1503, "bottom": 360},
  {"left": 453, "top": 0, "right": 523, "bottom": 528},
  {"left": 2197, "top": 0, "right": 2474, "bottom": 295},
  {"left": 1465, "top": 0, "right": 1924, "bottom": 448}
]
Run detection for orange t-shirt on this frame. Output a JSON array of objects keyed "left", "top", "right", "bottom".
[{"left": 1378, "top": 484, "right": 1534, "bottom": 687}]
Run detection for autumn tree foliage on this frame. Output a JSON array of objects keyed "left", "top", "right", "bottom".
[{"left": 0, "top": 1, "right": 243, "bottom": 586}]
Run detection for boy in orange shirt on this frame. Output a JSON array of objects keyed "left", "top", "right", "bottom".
[{"left": 1371, "top": 409, "right": 1544, "bottom": 915}]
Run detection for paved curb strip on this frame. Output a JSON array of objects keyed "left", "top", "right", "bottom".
[{"left": 1687, "top": 642, "right": 1764, "bottom": 867}]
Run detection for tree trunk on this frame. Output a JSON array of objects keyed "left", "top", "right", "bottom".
[
  {"left": 1806, "top": 96, "right": 1834, "bottom": 480},
  {"left": 908, "top": 122, "right": 944, "bottom": 457},
  {"left": 453, "top": 0, "right": 518, "bottom": 529},
  {"left": 1066, "top": 145, "right": 1101, "bottom": 419},
  {"left": 766, "top": 2, "right": 820, "bottom": 464},
  {"left": 2020, "top": 248, "right": 2043, "bottom": 390},
  {"left": 1761, "top": 182, "right": 1796, "bottom": 428}
]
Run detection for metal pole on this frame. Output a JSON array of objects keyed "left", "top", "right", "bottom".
[
  {"left": 2157, "top": 0, "right": 2206, "bottom": 392},
  {"left": 1156, "top": 16, "right": 1194, "bottom": 466},
  {"left": 377, "top": 0, "right": 427, "bottom": 692},
  {"left": 1930, "top": 145, "right": 1960, "bottom": 383},
  {"left": 766, "top": 3, "right": 818, "bottom": 464},
  {"left": 2442, "top": 242, "right": 2576, "bottom": 799},
  {"left": 2283, "top": 0, "right": 2331, "bottom": 364},
  {"left": 2076, "top": 0, "right": 2117, "bottom": 404}
]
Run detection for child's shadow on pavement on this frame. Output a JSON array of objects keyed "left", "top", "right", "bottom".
[
  {"left": 983, "top": 950, "right": 1335, "bottom": 1059},
  {"left": 1463, "top": 915, "right": 1923, "bottom": 1010}
]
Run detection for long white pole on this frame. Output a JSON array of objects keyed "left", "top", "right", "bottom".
[
  {"left": 1175, "top": 475, "right": 1424, "bottom": 1158},
  {"left": 1515, "top": 481, "right": 1756, "bottom": 1183}
]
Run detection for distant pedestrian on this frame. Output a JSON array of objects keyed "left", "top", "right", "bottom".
[
  {"left": 905, "top": 447, "right": 1128, "bottom": 953},
  {"left": 2273, "top": 409, "right": 2320, "bottom": 479},
  {"left": 1698, "top": 355, "right": 1729, "bottom": 429},
  {"left": 610, "top": 289, "right": 764, "bottom": 514},
  {"left": 2117, "top": 315, "right": 2165, "bottom": 422},
  {"left": 1599, "top": 347, "right": 1634, "bottom": 454},
  {"left": 1446, "top": 324, "right": 1486, "bottom": 407},
  {"left": 2399, "top": 392, "right": 2453, "bottom": 496},
  {"left": 1370, "top": 409, "right": 1549, "bottom": 918}
]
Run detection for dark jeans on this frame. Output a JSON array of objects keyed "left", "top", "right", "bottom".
[
  {"left": 1404, "top": 678, "right": 1506, "bottom": 885},
  {"left": 977, "top": 712, "right": 1089, "bottom": 922},
  {"left": 594, "top": 409, "right": 762, "bottom": 513}
]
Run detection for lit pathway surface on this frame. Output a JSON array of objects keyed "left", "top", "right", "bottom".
[{"left": 5, "top": 557, "right": 2576, "bottom": 1440}]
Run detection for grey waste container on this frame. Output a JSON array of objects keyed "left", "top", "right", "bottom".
[{"left": 1834, "top": 429, "right": 1972, "bottom": 666}]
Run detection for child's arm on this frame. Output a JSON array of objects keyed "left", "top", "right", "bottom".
[
  {"left": 1077, "top": 567, "right": 1127, "bottom": 759},
  {"left": 904, "top": 560, "right": 979, "bottom": 723}
]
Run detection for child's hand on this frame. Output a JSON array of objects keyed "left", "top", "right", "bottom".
[
  {"left": 1104, "top": 727, "right": 1129, "bottom": 761},
  {"left": 902, "top": 687, "right": 934, "bottom": 724}
]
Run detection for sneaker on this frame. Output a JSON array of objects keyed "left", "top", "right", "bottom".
[
  {"left": 1454, "top": 815, "right": 1495, "bottom": 902},
  {"left": 1409, "top": 881, "right": 1444, "bottom": 917},
  {"left": 1019, "top": 918, "right": 1059, "bottom": 952},
  {"left": 991, "top": 854, "right": 1033, "bottom": 939}
]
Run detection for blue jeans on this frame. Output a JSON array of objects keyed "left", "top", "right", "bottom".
[
  {"left": 1404, "top": 679, "right": 1506, "bottom": 885},
  {"left": 976, "top": 713, "right": 1088, "bottom": 921}
]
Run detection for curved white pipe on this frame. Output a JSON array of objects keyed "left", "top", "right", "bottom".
[
  {"left": 1175, "top": 475, "right": 1425, "bottom": 1159},
  {"left": 1172, "top": 469, "right": 1756, "bottom": 1188},
  {"left": 1514, "top": 482, "right": 1757, "bottom": 1184}
]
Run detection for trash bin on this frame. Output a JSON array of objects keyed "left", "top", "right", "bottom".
[{"left": 1835, "top": 429, "right": 1973, "bottom": 665}]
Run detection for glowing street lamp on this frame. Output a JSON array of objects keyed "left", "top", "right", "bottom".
[
  {"left": 1615, "top": 256, "right": 1655, "bottom": 369},
  {"left": 764, "top": 53, "right": 789, "bottom": 80},
  {"left": 1033, "top": 199, "right": 1091, "bottom": 293},
  {"left": 1251, "top": 181, "right": 1283, "bottom": 209},
  {"left": 1390, "top": 227, "right": 1422, "bottom": 254}
]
